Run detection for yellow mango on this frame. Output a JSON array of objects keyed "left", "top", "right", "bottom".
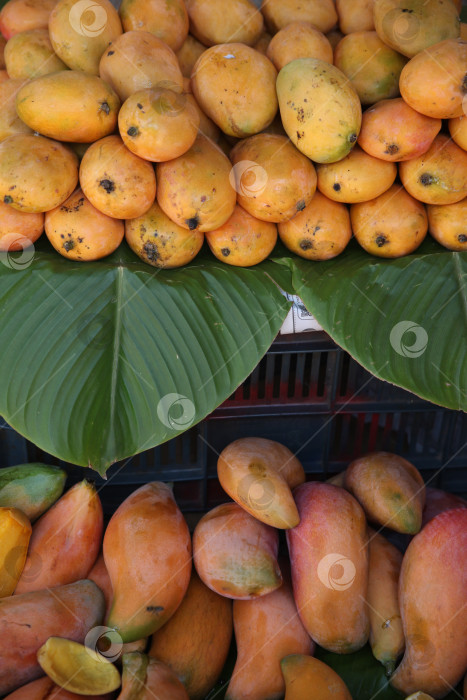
[
  {"left": 277, "top": 58, "right": 361, "bottom": 163},
  {"left": 4, "top": 28, "right": 67, "bottom": 79},
  {"left": 0, "top": 507, "right": 31, "bottom": 597}
]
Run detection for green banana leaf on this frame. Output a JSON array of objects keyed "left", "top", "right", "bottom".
[{"left": 0, "top": 239, "right": 291, "bottom": 475}]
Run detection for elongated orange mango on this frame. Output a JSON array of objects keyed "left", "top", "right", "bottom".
[
  {"left": 225, "top": 570, "right": 314, "bottom": 700},
  {"left": 0, "top": 579, "right": 105, "bottom": 695},
  {"left": 118, "top": 653, "right": 189, "bottom": 700},
  {"left": 149, "top": 571, "right": 232, "bottom": 699},
  {"left": 193, "top": 502, "right": 281, "bottom": 599},
  {"left": 217, "top": 437, "right": 305, "bottom": 528},
  {"left": 345, "top": 452, "right": 425, "bottom": 534},
  {"left": 281, "top": 655, "right": 352, "bottom": 699},
  {"left": 367, "top": 528, "right": 404, "bottom": 674},
  {"left": 104, "top": 482, "right": 191, "bottom": 643},
  {"left": 15, "top": 480, "right": 103, "bottom": 594},
  {"left": 287, "top": 483, "right": 369, "bottom": 653},
  {"left": 390, "top": 508, "right": 467, "bottom": 698},
  {"left": 0, "top": 506, "right": 31, "bottom": 596}
]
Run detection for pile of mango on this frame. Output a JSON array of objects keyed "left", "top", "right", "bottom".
[
  {"left": 0, "top": 443, "right": 466, "bottom": 699},
  {"left": 0, "top": 0, "right": 466, "bottom": 269}
]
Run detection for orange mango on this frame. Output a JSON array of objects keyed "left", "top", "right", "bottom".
[
  {"left": 225, "top": 573, "right": 314, "bottom": 700},
  {"left": 15, "top": 480, "right": 103, "bottom": 594},
  {"left": 0, "top": 507, "right": 31, "bottom": 597},
  {"left": 287, "top": 483, "right": 369, "bottom": 653},
  {"left": 359, "top": 98, "right": 441, "bottom": 162},
  {"left": 0, "top": 579, "right": 105, "bottom": 695},
  {"left": 118, "top": 654, "right": 189, "bottom": 700},
  {"left": 390, "top": 508, "right": 467, "bottom": 698},
  {"left": 176, "top": 35, "right": 206, "bottom": 78},
  {"left": 266, "top": 22, "right": 333, "bottom": 70},
  {"left": 0, "top": 200, "right": 43, "bottom": 253},
  {"left": 427, "top": 198, "right": 467, "bottom": 251},
  {"left": 337, "top": 0, "right": 374, "bottom": 34},
  {"left": 345, "top": 452, "right": 425, "bottom": 533},
  {"left": 186, "top": 0, "right": 263, "bottom": 47},
  {"left": 449, "top": 115, "right": 467, "bottom": 151},
  {"left": 399, "top": 134, "right": 467, "bottom": 205},
  {"left": 261, "top": 0, "right": 337, "bottom": 34},
  {"left": 0, "top": 0, "right": 57, "bottom": 39},
  {"left": 216, "top": 437, "right": 305, "bottom": 528},
  {"left": 230, "top": 134, "right": 317, "bottom": 223},
  {"left": 278, "top": 190, "right": 352, "bottom": 261},
  {"left": 367, "top": 528, "right": 404, "bottom": 674},
  {"left": 119, "top": 0, "right": 188, "bottom": 51},
  {"left": 421, "top": 487, "right": 467, "bottom": 527},
  {"left": 191, "top": 43, "right": 277, "bottom": 138},
  {"left": 193, "top": 502, "right": 281, "bottom": 599},
  {"left": 205, "top": 205, "right": 277, "bottom": 267},
  {"left": 104, "top": 482, "right": 191, "bottom": 643},
  {"left": 149, "top": 572, "right": 233, "bottom": 700},
  {"left": 156, "top": 133, "right": 236, "bottom": 232},
  {"left": 399, "top": 39, "right": 467, "bottom": 119},
  {"left": 281, "top": 655, "right": 353, "bottom": 700}
]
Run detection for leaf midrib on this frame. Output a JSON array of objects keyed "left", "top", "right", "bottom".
[{"left": 105, "top": 265, "right": 124, "bottom": 466}]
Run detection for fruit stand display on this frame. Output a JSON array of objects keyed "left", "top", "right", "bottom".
[{"left": 0, "top": 0, "right": 466, "bottom": 697}]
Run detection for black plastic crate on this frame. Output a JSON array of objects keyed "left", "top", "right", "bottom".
[{"left": 1, "top": 332, "right": 466, "bottom": 515}]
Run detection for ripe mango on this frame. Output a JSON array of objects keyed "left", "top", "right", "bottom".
[
  {"left": 125, "top": 200, "right": 204, "bottom": 268},
  {"left": 119, "top": 654, "right": 189, "bottom": 700},
  {"left": 261, "top": 0, "right": 337, "bottom": 34},
  {"left": 427, "top": 198, "right": 467, "bottom": 251},
  {"left": 205, "top": 205, "right": 277, "bottom": 267},
  {"left": 186, "top": 0, "right": 263, "bottom": 47},
  {"left": 193, "top": 502, "right": 282, "bottom": 599},
  {"left": 37, "top": 638, "right": 121, "bottom": 696},
  {"left": 390, "top": 508, "right": 467, "bottom": 698},
  {"left": 49, "top": 0, "right": 122, "bottom": 74},
  {"left": 337, "top": 0, "right": 374, "bottom": 34},
  {"left": 16, "top": 71, "right": 120, "bottom": 143},
  {"left": 99, "top": 31, "right": 184, "bottom": 102},
  {"left": 421, "top": 487, "right": 467, "bottom": 526},
  {"left": 0, "top": 579, "right": 105, "bottom": 695},
  {"left": 0, "top": 507, "right": 31, "bottom": 597},
  {"left": 266, "top": 21, "right": 333, "bottom": 70},
  {"left": 0, "top": 134, "right": 78, "bottom": 213},
  {"left": 225, "top": 572, "right": 314, "bottom": 700},
  {"left": 449, "top": 115, "right": 467, "bottom": 151},
  {"left": 0, "top": 463, "right": 66, "bottom": 521},
  {"left": 367, "top": 528, "right": 404, "bottom": 674},
  {"left": 4, "top": 28, "right": 66, "bottom": 79},
  {"left": 217, "top": 437, "right": 305, "bottom": 528},
  {"left": 191, "top": 43, "right": 278, "bottom": 138},
  {"left": 15, "top": 480, "right": 103, "bottom": 594},
  {"left": 374, "top": 0, "right": 459, "bottom": 58},
  {"left": 79, "top": 135, "right": 156, "bottom": 220},
  {"left": 0, "top": 200, "right": 44, "bottom": 252},
  {"left": 176, "top": 35, "right": 205, "bottom": 78},
  {"left": 0, "top": 79, "right": 32, "bottom": 142},
  {"left": 0, "top": 0, "right": 57, "bottom": 39},
  {"left": 119, "top": 0, "right": 188, "bottom": 51},
  {"left": 230, "top": 134, "right": 317, "bottom": 223},
  {"left": 286, "top": 483, "right": 369, "bottom": 653},
  {"left": 400, "top": 134, "right": 467, "bottom": 205},
  {"left": 156, "top": 133, "right": 236, "bottom": 232},
  {"left": 281, "top": 655, "right": 353, "bottom": 700},
  {"left": 149, "top": 572, "right": 233, "bottom": 700},
  {"left": 345, "top": 452, "right": 425, "bottom": 533},
  {"left": 359, "top": 98, "right": 441, "bottom": 162},
  {"left": 399, "top": 39, "right": 467, "bottom": 119},
  {"left": 104, "top": 482, "right": 191, "bottom": 643},
  {"left": 278, "top": 190, "right": 352, "bottom": 261},
  {"left": 277, "top": 58, "right": 362, "bottom": 164},
  {"left": 334, "top": 31, "right": 408, "bottom": 105}
]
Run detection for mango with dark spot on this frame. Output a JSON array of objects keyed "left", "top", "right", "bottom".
[
  {"left": 15, "top": 71, "right": 120, "bottom": 143},
  {"left": 427, "top": 198, "right": 467, "bottom": 251},
  {"left": 125, "top": 201, "right": 203, "bottom": 268},
  {"left": 351, "top": 185, "right": 427, "bottom": 257},
  {"left": 279, "top": 191, "right": 351, "bottom": 261},
  {"left": 277, "top": 58, "right": 362, "bottom": 163}
]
